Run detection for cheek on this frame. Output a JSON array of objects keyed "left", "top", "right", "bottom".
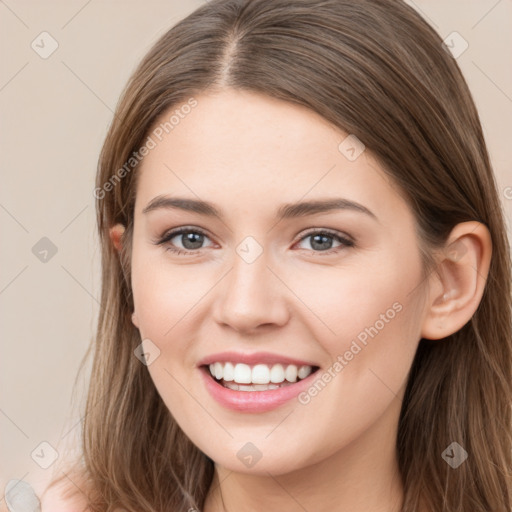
[
  {"left": 281, "top": 250, "right": 422, "bottom": 349},
  {"left": 131, "top": 246, "right": 213, "bottom": 337},
  {"left": 285, "top": 249, "right": 424, "bottom": 397}
]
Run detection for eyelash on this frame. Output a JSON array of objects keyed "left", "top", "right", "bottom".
[{"left": 154, "top": 226, "right": 355, "bottom": 257}]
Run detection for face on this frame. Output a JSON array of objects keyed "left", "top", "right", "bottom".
[{"left": 129, "top": 89, "right": 428, "bottom": 475}]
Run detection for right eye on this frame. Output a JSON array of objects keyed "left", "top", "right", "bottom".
[{"left": 156, "top": 226, "right": 215, "bottom": 255}]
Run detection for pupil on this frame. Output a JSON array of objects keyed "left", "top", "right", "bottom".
[
  {"left": 182, "top": 232, "right": 203, "bottom": 249},
  {"left": 311, "top": 234, "right": 332, "bottom": 251}
]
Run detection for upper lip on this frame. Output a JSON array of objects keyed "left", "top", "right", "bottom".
[{"left": 197, "top": 351, "right": 319, "bottom": 368}]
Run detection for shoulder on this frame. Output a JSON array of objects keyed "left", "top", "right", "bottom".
[{"left": 39, "top": 475, "right": 90, "bottom": 512}]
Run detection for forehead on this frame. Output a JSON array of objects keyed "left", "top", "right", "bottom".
[{"left": 134, "top": 89, "right": 409, "bottom": 224}]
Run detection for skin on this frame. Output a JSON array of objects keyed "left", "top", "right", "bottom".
[{"left": 110, "top": 89, "right": 491, "bottom": 512}]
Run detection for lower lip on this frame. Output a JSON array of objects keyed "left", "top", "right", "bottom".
[{"left": 199, "top": 366, "right": 319, "bottom": 413}]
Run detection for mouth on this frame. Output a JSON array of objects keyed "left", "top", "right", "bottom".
[{"left": 201, "top": 362, "right": 321, "bottom": 392}]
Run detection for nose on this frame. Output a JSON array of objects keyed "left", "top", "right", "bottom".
[{"left": 212, "top": 248, "right": 290, "bottom": 333}]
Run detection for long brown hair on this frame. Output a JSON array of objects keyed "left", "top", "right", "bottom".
[{"left": 48, "top": 0, "right": 512, "bottom": 510}]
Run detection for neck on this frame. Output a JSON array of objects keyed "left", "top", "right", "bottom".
[{"left": 203, "top": 395, "right": 404, "bottom": 512}]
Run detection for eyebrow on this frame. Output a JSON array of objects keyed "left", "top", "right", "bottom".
[{"left": 142, "top": 195, "right": 378, "bottom": 222}]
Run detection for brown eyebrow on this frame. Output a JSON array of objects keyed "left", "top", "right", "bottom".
[{"left": 142, "top": 195, "right": 378, "bottom": 222}]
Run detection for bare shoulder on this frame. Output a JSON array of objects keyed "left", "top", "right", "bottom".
[{"left": 39, "top": 475, "right": 91, "bottom": 512}]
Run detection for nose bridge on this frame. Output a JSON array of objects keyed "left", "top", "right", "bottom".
[{"left": 213, "top": 238, "right": 289, "bottom": 331}]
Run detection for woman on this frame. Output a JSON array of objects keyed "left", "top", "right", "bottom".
[{"left": 39, "top": 0, "right": 512, "bottom": 510}]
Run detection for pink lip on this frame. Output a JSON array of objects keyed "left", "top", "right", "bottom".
[
  {"left": 197, "top": 351, "right": 317, "bottom": 367},
  {"left": 199, "top": 366, "right": 320, "bottom": 413}
]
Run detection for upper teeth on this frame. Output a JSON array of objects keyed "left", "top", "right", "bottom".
[{"left": 208, "top": 362, "right": 313, "bottom": 384}]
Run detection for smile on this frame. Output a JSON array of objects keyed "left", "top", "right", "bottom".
[
  {"left": 207, "top": 362, "right": 315, "bottom": 391},
  {"left": 200, "top": 361, "right": 320, "bottom": 413}
]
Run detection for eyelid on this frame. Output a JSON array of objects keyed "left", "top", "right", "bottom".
[
  {"left": 294, "top": 227, "right": 354, "bottom": 244},
  {"left": 155, "top": 225, "right": 211, "bottom": 244}
]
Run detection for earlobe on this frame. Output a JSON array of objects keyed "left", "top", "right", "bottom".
[
  {"left": 109, "top": 223, "right": 126, "bottom": 252},
  {"left": 131, "top": 312, "right": 139, "bottom": 328},
  {"left": 420, "top": 221, "right": 492, "bottom": 340}
]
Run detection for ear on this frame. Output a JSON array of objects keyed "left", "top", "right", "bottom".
[
  {"left": 420, "top": 221, "right": 492, "bottom": 340},
  {"left": 109, "top": 223, "right": 125, "bottom": 252}
]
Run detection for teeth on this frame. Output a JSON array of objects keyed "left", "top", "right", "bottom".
[
  {"left": 223, "top": 362, "right": 235, "bottom": 381},
  {"left": 252, "top": 364, "right": 270, "bottom": 384},
  {"left": 234, "top": 363, "right": 252, "bottom": 383},
  {"left": 298, "top": 365, "right": 312, "bottom": 379},
  {"left": 214, "top": 362, "right": 223, "bottom": 380},
  {"left": 285, "top": 365, "right": 298, "bottom": 383},
  {"left": 224, "top": 382, "right": 291, "bottom": 392},
  {"left": 270, "top": 364, "right": 285, "bottom": 383},
  {"left": 207, "top": 362, "right": 314, "bottom": 385}
]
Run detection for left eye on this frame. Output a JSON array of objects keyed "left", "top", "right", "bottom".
[{"left": 295, "top": 231, "right": 354, "bottom": 253}]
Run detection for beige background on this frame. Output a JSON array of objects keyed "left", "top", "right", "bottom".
[{"left": 1, "top": 0, "right": 511, "bottom": 506}]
